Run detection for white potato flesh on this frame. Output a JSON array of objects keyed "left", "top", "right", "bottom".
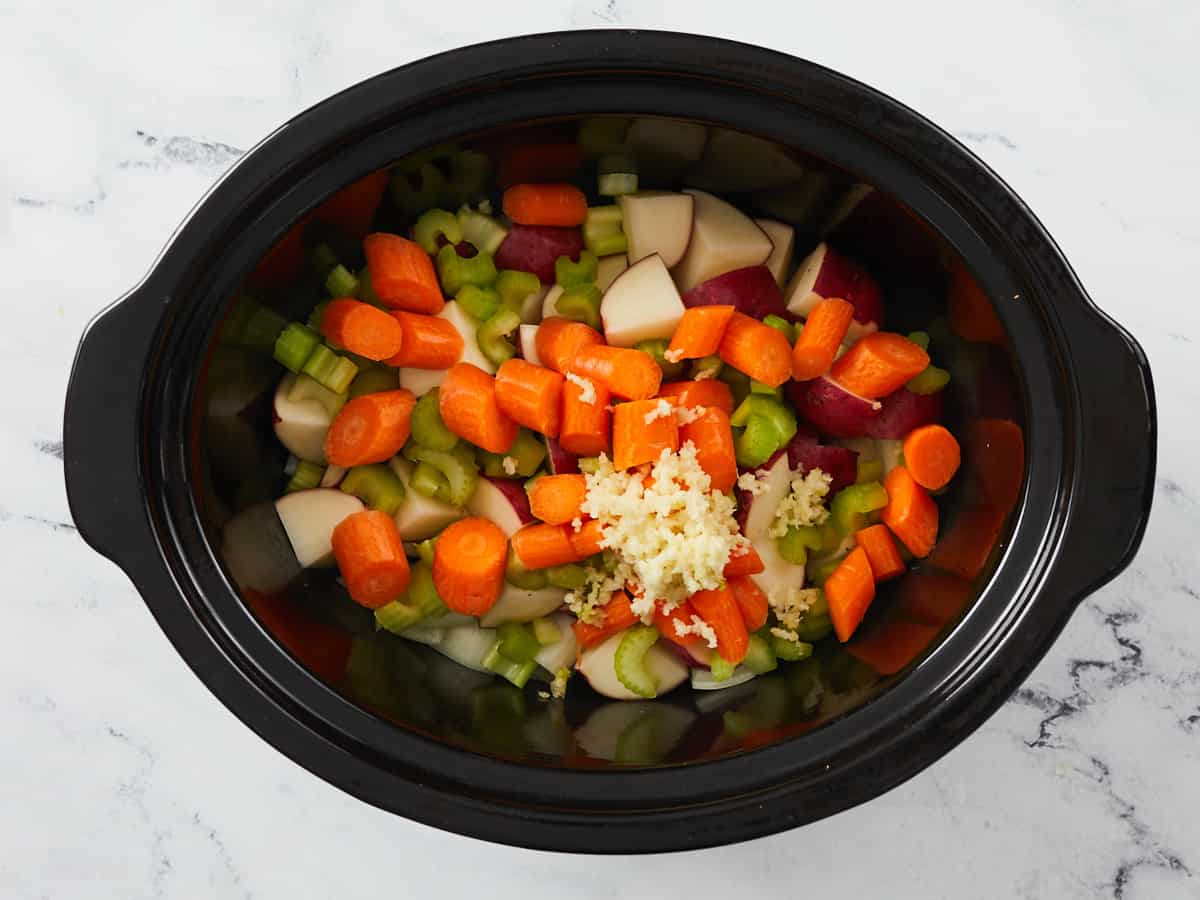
[
  {"left": 532, "top": 613, "right": 578, "bottom": 673},
  {"left": 518, "top": 324, "right": 543, "bottom": 366},
  {"left": 755, "top": 219, "right": 796, "bottom": 286},
  {"left": 273, "top": 373, "right": 333, "bottom": 464},
  {"left": 624, "top": 117, "right": 708, "bottom": 176},
  {"left": 220, "top": 501, "right": 302, "bottom": 594},
  {"left": 480, "top": 584, "right": 567, "bottom": 627},
  {"left": 599, "top": 254, "right": 686, "bottom": 348},
  {"left": 685, "top": 128, "right": 808, "bottom": 193},
  {"left": 596, "top": 254, "right": 628, "bottom": 292},
  {"left": 578, "top": 631, "right": 689, "bottom": 700},
  {"left": 540, "top": 284, "right": 565, "bottom": 320},
  {"left": 466, "top": 477, "right": 528, "bottom": 537},
  {"left": 574, "top": 701, "right": 696, "bottom": 761},
  {"left": 388, "top": 457, "right": 463, "bottom": 541},
  {"left": 672, "top": 190, "right": 773, "bottom": 293},
  {"left": 617, "top": 191, "right": 695, "bottom": 269},
  {"left": 274, "top": 489, "right": 364, "bottom": 568},
  {"left": 397, "top": 300, "right": 491, "bottom": 395}
]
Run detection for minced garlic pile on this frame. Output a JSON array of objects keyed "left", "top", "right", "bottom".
[
  {"left": 768, "top": 468, "right": 832, "bottom": 537},
  {"left": 576, "top": 443, "right": 747, "bottom": 619}
]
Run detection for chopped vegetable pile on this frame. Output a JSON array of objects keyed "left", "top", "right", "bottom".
[{"left": 225, "top": 126, "right": 970, "bottom": 703}]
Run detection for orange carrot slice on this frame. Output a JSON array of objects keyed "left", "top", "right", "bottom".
[
  {"left": 573, "top": 591, "right": 639, "bottom": 649},
  {"left": 903, "top": 424, "right": 962, "bottom": 490},
  {"left": 527, "top": 474, "right": 588, "bottom": 526},
  {"left": 363, "top": 232, "right": 444, "bottom": 314},
  {"left": 678, "top": 405, "right": 737, "bottom": 492},
  {"left": 690, "top": 586, "right": 749, "bottom": 664},
  {"left": 535, "top": 317, "right": 604, "bottom": 375},
  {"left": 568, "top": 519, "right": 605, "bottom": 559},
  {"left": 331, "top": 510, "right": 411, "bottom": 609},
  {"left": 438, "top": 363, "right": 518, "bottom": 454},
  {"left": 385, "top": 311, "right": 463, "bottom": 369},
  {"left": 502, "top": 183, "right": 589, "bottom": 227},
  {"left": 830, "top": 332, "right": 930, "bottom": 399},
  {"left": 655, "top": 379, "right": 734, "bottom": 415},
  {"left": 717, "top": 312, "right": 793, "bottom": 387},
  {"left": 559, "top": 376, "right": 611, "bottom": 457},
  {"left": 854, "top": 524, "right": 906, "bottom": 581},
  {"left": 666, "top": 305, "right": 736, "bottom": 362},
  {"left": 791, "top": 297, "right": 854, "bottom": 381},
  {"left": 612, "top": 399, "right": 679, "bottom": 470},
  {"left": 723, "top": 545, "right": 765, "bottom": 578},
  {"left": 510, "top": 523, "right": 580, "bottom": 570},
  {"left": 432, "top": 517, "right": 507, "bottom": 616},
  {"left": 570, "top": 345, "right": 663, "bottom": 400},
  {"left": 825, "top": 546, "right": 876, "bottom": 642},
  {"left": 325, "top": 390, "right": 416, "bottom": 467},
  {"left": 319, "top": 298, "right": 404, "bottom": 361},
  {"left": 728, "top": 576, "right": 769, "bottom": 632},
  {"left": 881, "top": 466, "right": 939, "bottom": 558},
  {"left": 494, "top": 358, "right": 564, "bottom": 438}
]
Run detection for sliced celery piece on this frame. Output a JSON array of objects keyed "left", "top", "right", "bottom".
[
  {"left": 497, "top": 622, "right": 541, "bottom": 663},
  {"left": 413, "top": 208, "right": 463, "bottom": 255},
  {"left": 482, "top": 641, "right": 537, "bottom": 688},
  {"left": 285, "top": 459, "right": 325, "bottom": 493},
  {"left": 414, "top": 538, "right": 437, "bottom": 567},
  {"left": 532, "top": 616, "right": 562, "bottom": 646},
  {"left": 545, "top": 563, "right": 588, "bottom": 591},
  {"left": 709, "top": 656, "right": 736, "bottom": 682},
  {"left": 730, "top": 394, "right": 797, "bottom": 444},
  {"left": 743, "top": 633, "right": 778, "bottom": 674},
  {"left": 555, "top": 251, "right": 599, "bottom": 288},
  {"left": 554, "top": 284, "right": 602, "bottom": 331},
  {"left": 583, "top": 205, "right": 627, "bottom": 258},
  {"left": 347, "top": 366, "right": 398, "bottom": 399},
  {"left": 478, "top": 430, "right": 546, "bottom": 478},
  {"left": 310, "top": 242, "right": 338, "bottom": 279},
  {"left": 719, "top": 364, "right": 750, "bottom": 406},
  {"left": 856, "top": 457, "right": 885, "bottom": 484},
  {"left": 402, "top": 442, "right": 480, "bottom": 507},
  {"left": 455, "top": 284, "right": 501, "bottom": 321},
  {"left": 829, "top": 481, "right": 888, "bottom": 535},
  {"left": 458, "top": 208, "right": 509, "bottom": 255},
  {"left": 585, "top": 204, "right": 624, "bottom": 229},
  {"left": 577, "top": 456, "right": 601, "bottom": 475},
  {"left": 341, "top": 464, "right": 406, "bottom": 516},
  {"left": 691, "top": 355, "right": 724, "bottom": 381},
  {"left": 771, "top": 635, "right": 814, "bottom": 661},
  {"left": 577, "top": 117, "right": 630, "bottom": 157},
  {"left": 355, "top": 267, "right": 383, "bottom": 307},
  {"left": 273, "top": 323, "right": 322, "bottom": 373},
  {"left": 506, "top": 547, "right": 549, "bottom": 590},
  {"left": 735, "top": 415, "right": 781, "bottom": 468},
  {"left": 906, "top": 330, "right": 931, "bottom": 350},
  {"left": 762, "top": 315, "right": 795, "bottom": 341},
  {"left": 375, "top": 562, "right": 446, "bottom": 634},
  {"left": 325, "top": 263, "right": 359, "bottom": 298},
  {"left": 494, "top": 269, "right": 541, "bottom": 317},
  {"left": 777, "top": 524, "right": 824, "bottom": 566},
  {"left": 287, "top": 372, "right": 347, "bottom": 417},
  {"left": 410, "top": 389, "right": 459, "bottom": 451},
  {"left": 477, "top": 308, "right": 521, "bottom": 367},
  {"left": 436, "top": 244, "right": 497, "bottom": 296},
  {"left": 222, "top": 296, "right": 288, "bottom": 354},
  {"left": 635, "top": 338, "right": 686, "bottom": 380},
  {"left": 598, "top": 172, "right": 638, "bottom": 197},
  {"left": 443, "top": 150, "right": 491, "bottom": 206},
  {"left": 614, "top": 625, "right": 660, "bottom": 698},
  {"left": 907, "top": 364, "right": 951, "bottom": 395},
  {"left": 390, "top": 163, "right": 446, "bottom": 214},
  {"left": 307, "top": 300, "right": 330, "bottom": 331},
  {"left": 301, "top": 344, "right": 358, "bottom": 394},
  {"left": 410, "top": 460, "right": 451, "bottom": 500},
  {"left": 750, "top": 380, "right": 782, "bottom": 398}
]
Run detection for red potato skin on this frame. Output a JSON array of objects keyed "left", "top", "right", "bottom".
[
  {"left": 788, "top": 376, "right": 882, "bottom": 439},
  {"left": 786, "top": 428, "right": 859, "bottom": 494},
  {"left": 801, "top": 244, "right": 884, "bottom": 326},
  {"left": 682, "top": 266, "right": 791, "bottom": 321},
  {"left": 866, "top": 388, "right": 945, "bottom": 439},
  {"left": 494, "top": 225, "right": 584, "bottom": 283},
  {"left": 482, "top": 476, "right": 535, "bottom": 525},
  {"left": 543, "top": 435, "right": 580, "bottom": 474}
]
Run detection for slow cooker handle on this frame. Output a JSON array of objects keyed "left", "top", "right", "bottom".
[
  {"left": 1054, "top": 310, "right": 1156, "bottom": 598},
  {"left": 63, "top": 287, "right": 161, "bottom": 569}
]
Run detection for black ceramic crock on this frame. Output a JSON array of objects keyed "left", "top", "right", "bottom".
[{"left": 63, "top": 31, "right": 1155, "bottom": 852}]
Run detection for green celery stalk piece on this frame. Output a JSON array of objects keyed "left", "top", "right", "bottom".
[
  {"left": 555, "top": 251, "right": 599, "bottom": 288},
  {"left": 477, "top": 308, "right": 521, "bottom": 367},
  {"left": 341, "top": 464, "right": 406, "bottom": 516},
  {"left": 614, "top": 625, "right": 661, "bottom": 698},
  {"left": 409, "top": 389, "right": 459, "bottom": 451},
  {"left": 436, "top": 244, "right": 497, "bottom": 295},
  {"left": 413, "top": 208, "right": 463, "bottom": 255}
]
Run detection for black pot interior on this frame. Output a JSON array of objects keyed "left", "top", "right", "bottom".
[{"left": 195, "top": 115, "right": 1025, "bottom": 767}]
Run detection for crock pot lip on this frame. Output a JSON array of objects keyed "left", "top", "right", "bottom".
[{"left": 66, "top": 30, "right": 1155, "bottom": 852}]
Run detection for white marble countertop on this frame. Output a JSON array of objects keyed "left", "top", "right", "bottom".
[{"left": 4, "top": 1, "right": 1198, "bottom": 897}]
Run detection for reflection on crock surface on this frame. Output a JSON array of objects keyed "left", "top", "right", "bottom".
[{"left": 199, "top": 115, "right": 1027, "bottom": 766}]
